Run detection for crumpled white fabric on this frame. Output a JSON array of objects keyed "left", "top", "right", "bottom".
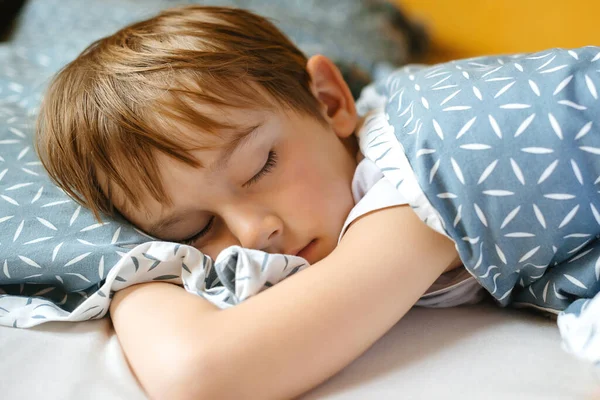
[
  {"left": 2, "top": 242, "right": 308, "bottom": 328},
  {"left": 558, "top": 297, "right": 600, "bottom": 365}
]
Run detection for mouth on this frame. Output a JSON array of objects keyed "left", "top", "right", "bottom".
[{"left": 295, "top": 239, "right": 317, "bottom": 262}]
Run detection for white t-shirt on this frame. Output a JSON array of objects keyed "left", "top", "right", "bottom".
[{"left": 338, "top": 156, "right": 487, "bottom": 308}]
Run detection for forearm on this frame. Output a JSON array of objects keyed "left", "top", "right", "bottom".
[
  {"left": 111, "top": 206, "right": 458, "bottom": 399},
  {"left": 204, "top": 207, "right": 456, "bottom": 399}
]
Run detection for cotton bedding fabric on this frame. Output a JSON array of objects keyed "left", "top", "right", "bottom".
[
  {"left": 5, "top": 44, "right": 600, "bottom": 367},
  {"left": 4, "top": 303, "right": 600, "bottom": 400},
  {"left": 2, "top": 1, "right": 600, "bottom": 366},
  {"left": 354, "top": 46, "right": 600, "bottom": 364}
]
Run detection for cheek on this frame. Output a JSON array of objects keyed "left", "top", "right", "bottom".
[{"left": 279, "top": 152, "right": 355, "bottom": 226}]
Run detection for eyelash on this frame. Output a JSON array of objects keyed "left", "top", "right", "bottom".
[
  {"left": 243, "top": 150, "right": 278, "bottom": 188},
  {"left": 181, "top": 150, "right": 278, "bottom": 246},
  {"left": 181, "top": 216, "right": 215, "bottom": 246}
]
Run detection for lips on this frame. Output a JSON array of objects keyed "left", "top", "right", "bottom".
[{"left": 295, "top": 239, "right": 317, "bottom": 261}]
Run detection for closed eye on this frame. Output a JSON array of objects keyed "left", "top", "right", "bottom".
[
  {"left": 180, "top": 150, "right": 278, "bottom": 246},
  {"left": 243, "top": 150, "right": 278, "bottom": 188},
  {"left": 181, "top": 216, "right": 215, "bottom": 246}
]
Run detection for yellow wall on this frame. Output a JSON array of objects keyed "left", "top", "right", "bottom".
[{"left": 396, "top": 0, "right": 600, "bottom": 63}]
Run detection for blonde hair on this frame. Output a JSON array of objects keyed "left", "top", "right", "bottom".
[{"left": 36, "top": 5, "right": 327, "bottom": 221}]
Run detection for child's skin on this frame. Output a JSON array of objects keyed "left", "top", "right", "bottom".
[
  {"left": 109, "top": 54, "right": 462, "bottom": 399},
  {"left": 109, "top": 55, "right": 360, "bottom": 265}
]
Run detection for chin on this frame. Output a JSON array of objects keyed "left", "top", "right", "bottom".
[{"left": 315, "top": 239, "right": 336, "bottom": 263}]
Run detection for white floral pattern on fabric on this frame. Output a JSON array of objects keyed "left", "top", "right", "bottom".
[
  {"left": 1, "top": 242, "right": 308, "bottom": 328},
  {"left": 353, "top": 108, "right": 448, "bottom": 237}
]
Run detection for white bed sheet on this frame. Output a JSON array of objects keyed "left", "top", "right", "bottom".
[{"left": 2, "top": 301, "right": 599, "bottom": 399}]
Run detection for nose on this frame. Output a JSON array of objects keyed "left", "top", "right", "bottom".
[{"left": 224, "top": 205, "right": 283, "bottom": 252}]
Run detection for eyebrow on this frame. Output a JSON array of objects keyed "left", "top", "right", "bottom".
[{"left": 147, "top": 122, "right": 263, "bottom": 237}]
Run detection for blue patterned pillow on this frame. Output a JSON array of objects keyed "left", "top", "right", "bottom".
[
  {"left": 0, "top": 12, "right": 151, "bottom": 313},
  {"left": 9, "top": 0, "right": 420, "bottom": 97},
  {"left": 0, "top": 101, "right": 149, "bottom": 311}
]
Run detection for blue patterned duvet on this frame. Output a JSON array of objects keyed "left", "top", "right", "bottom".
[{"left": 356, "top": 46, "right": 600, "bottom": 363}]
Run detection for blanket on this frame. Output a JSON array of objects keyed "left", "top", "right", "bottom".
[
  {"left": 0, "top": 242, "right": 307, "bottom": 328},
  {"left": 355, "top": 46, "right": 600, "bottom": 364}
]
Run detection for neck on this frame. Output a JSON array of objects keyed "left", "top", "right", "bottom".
[
  {"left": 343, "top": 114, "right": 365, "bottom": 158},
  {"left": 342, "top": 133, "right": 359, "bottom": 159}
]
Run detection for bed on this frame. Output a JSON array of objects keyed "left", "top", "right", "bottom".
[
  {"left": 2, "top": 300, "right": 599, "bottom": 399},
  {"left": 1, "top": 1, "right": 599, "bottom": 398}
]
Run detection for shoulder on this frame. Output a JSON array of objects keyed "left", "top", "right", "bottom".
[
  {"left": 339, "top": 174, "right": 410, "bottom": 243},
  {"left": 334, "top": 204, "right": 459, "bottom": 274}
]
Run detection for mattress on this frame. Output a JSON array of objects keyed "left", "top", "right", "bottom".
[{"left": 2, "top": 301, "right": 598, "bottom": 399}]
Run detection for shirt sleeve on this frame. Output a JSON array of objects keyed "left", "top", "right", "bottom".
[{"left": 338, "top": 158, "right": 409, "bottom": 244}]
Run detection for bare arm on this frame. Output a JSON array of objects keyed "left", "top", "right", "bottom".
[{"left": 110, "top": 205, "right": 458, "bottom": 399}]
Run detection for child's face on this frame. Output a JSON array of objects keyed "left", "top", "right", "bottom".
[{"left": 116, "top": 104, "right": 359, "bottom": 264}]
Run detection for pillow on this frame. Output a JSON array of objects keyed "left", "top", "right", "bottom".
[
  {"left": 0, "top": 101, "right": 150, "bottom": 321},
  {"left": 9, "top": 0, "right": 426, "bottom": 98}
]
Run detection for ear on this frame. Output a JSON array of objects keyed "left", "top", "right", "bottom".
[{"left": 306, "top": 54, "right": 358, "bottom": 138}]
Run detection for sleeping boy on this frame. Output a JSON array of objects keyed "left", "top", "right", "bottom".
[{"left": 35, "top": 4, "right": 598, "bottom": 399}]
